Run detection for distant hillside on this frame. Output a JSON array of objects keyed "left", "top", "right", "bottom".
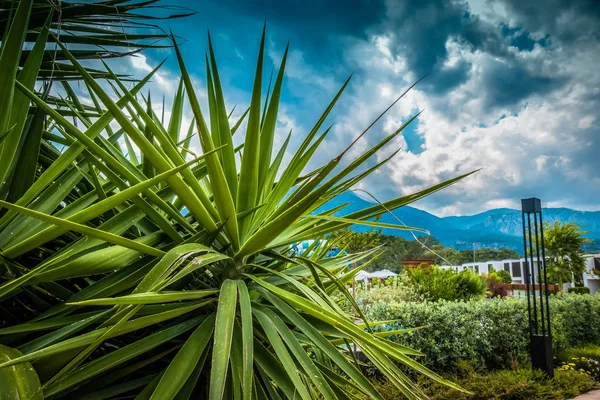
[{"left": 320, "top": 192, "right": 600, "bottom": 253}]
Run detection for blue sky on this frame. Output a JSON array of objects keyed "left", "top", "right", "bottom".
[{"left": 122, "top": 0, "right": 600, "bottom": 216}]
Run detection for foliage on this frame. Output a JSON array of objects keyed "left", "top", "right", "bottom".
[
  {"left": 0, "top": 344, "right": 42, "bottom": 400},
  {"left": 496, "top": 270, "right": 513, "bottom": 284},
  {"left": 337, "top": 282, "right": 423, "bottom": 314},
  {"left": 482, "top": 268, "right": 511, "bottom": 298},
  {"left": 361, "top": 234, "right": 521, "bottom": 272},
  {"left": 405, "top": 266, "right": 487, "bottom": 302},
  {"left": 363, "top": 234, "right": 432, "bottom": 272},
  {"left": 364, "top": 294, "right": 600, "bottom": 372},
  {"left": 558, "top": 356, "right": 600, "bottom": 380},
  {"left": 330, "top": 226, "right": 382, "bottom": 259},
  {"left": 416, "top": 361, "right": 596, "bottom": 400},
  {"left": 544, "top": 221, "right": 591, "bottom": 287},
  {"left": 0, "top": 3, "right": 476, "bottom": 398},
  {"left": 0, "top": 0, "right": 192, "bottom": 201},
  {"left": 455, "top": 247, "right": 520, "bottom": 265},
  {"left": 566, "top": 345, "right": 600, "bottom": 362},
  {"left": 569, "top": 286, "right": 591, "bottom": 294},
  {"left": 484, "top": 275, "right": 508, "bottom": 298},
  {"left": 355, "top": 361, "right": 596, "bottom": 400}
]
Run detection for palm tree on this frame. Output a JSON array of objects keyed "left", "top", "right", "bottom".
[{"left": 544, "top": 221, "right": 591, "bottom": 289}]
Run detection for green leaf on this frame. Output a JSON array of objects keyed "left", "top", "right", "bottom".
[
  {"left": 0, "top": 199, "right": 165, "bottom": 257},
  {"left": 0, "top": 154, "right": 210, "bottom": 258},
  {"left": 258, "top": 43, "right": 288, "bottom": 199},
  {"left": 253, "top": 307, "right": 312, "bottom": 400},
  {"left": 167, "top": 79, "right": 185, "bottom": 144},
  {"left": 303, "top": 215, "right": 429, "bottom": 234},
  {"left": 19, "top": 310, "right": 109, "bottom": 354},
  {"left": 78, "top": 375, "right": 157, "bottom": 400},
  {"left": 0, "top": 0, "right": 34, "bottom": 194},
  {"left": 0, "top": 344, "right": 43, "bottom": 400},
  {"left": 254, "top": 306, "right": 337, "bottom": 400},
  {"left": 209, "top": 279, "right": 238, "bottom": 400},
  {"left": 150, "top": 314, "right": 215, "bottom": 400},
  {"left": 236, "top": 281, "right": 253, "bottom": 400},
  {"left": 0, "top": 302, "right": 210, "bottom": 369},
  {"left": 173, "top": 345, "right": 210, "bottom": 400},
  {"left": 259, "top": 290, "right": 383, "bottom": 399},
  {"left": 43, "top": 316, "right": 206, "bottom": 396},
  {"left": 207, "top": 33, "right": 238, "bottom": 200},
  {"left": 172, "top": 36, "right": 240, "bottom": 251},
  {"left": 67, "top": 290, "right": 219, "bottom": 306},
  {"left": 0, "top": 60, "right": 164, "bottom": 231},
  {"left": 52, "top": 37, "right": 218, "bottom": 234},
  {"left": 236, "top": 27, "right": 265, "bottom": 241}
]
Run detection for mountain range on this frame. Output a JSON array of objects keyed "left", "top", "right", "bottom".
[{"left": 322, "top": 192, "right": 600, "bottom": 253}]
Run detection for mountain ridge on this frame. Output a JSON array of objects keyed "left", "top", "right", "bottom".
[{"left": 322, "top": 192, "right": 600, "bottom": 253}]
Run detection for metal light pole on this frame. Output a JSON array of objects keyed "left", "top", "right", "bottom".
[{"left": 521, "top": 197, "right": 553, "bottom": 377}]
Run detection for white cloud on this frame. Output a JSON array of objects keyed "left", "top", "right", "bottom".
[
  {"left": 314, "top": 13, "right": 600, "bottom": 216},
  {"left": 130, "top": 54, "right": 176, "bottom": 93}
]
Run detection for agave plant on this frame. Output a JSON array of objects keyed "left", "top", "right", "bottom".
[{"left": 0, "top": 2, "right": 474, "bottom": 399}]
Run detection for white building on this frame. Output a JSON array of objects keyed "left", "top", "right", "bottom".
[{"left": 441, "top": 253, "right": 600, "bottom": 294}]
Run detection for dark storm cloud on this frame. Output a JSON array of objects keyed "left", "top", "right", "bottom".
[
  {"left": 480, "top": 59, "right": 565, "bottom": 108},
  {"left": 381, "top": 0, "right": 517, "bottom": 94},
  {"left": 378, "top": 0, "right": 569, "bottom": 108},
  {"left": 382, "top": 0, "right": 476, "bottom": 93},
  {"left": 498, "top": 0, "right": 600, "bottom": 43}
]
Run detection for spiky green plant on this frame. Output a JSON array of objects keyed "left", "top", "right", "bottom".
[
  {"left": 0, "top": 0, "right": 192, "bottom": 203},
  {"left": 0, "top": 3, "right": 475, "bottom": 399}
]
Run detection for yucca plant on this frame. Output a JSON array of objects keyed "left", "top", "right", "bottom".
[
  {"left": 0, "top": 0, "right": 191, "bottom": 202},
  {"left": 0, "top": 2, "right": 475, "bottom": 399}
]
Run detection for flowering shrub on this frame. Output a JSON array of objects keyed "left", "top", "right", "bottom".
[{"left": 558, "top": 356, "right": 600, "bottom": 380}]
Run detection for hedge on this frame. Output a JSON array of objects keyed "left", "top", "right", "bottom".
[
  {"left": 365, "top": 294, "right": 600, "bottom": 372},
  {"left": 568, "top": 286, "right": 591, "bottom": 295}
]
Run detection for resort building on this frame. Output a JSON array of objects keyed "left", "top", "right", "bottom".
[{"left": 440, "top": 253, "right": 600, "bottom": 294}]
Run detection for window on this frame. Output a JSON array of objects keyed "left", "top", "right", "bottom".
[
  {"left": 512, "top": 262, "right": 521, "bottom": 277},
  {"left": 474, "top": 265, "right": 479, "bottom": 273},
  {"left": 504, "top": 263, "right": 510, "bottom": 272}
]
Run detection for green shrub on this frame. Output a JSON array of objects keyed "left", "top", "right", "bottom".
[
  {"left": 366, "top": 294, "right": 600, "bottom": 372},
  {"left": 422, "top": 360, "right": 596, "bottom": 400},
  {"left": 549, "top": 294, "right": 600, "bottom": 349},
  {"left": 359, "top": 362, "right": 596, "bottom": 400},
  {"left": 566, "top": 345, "right": 600, "bottom": 361},
  {"left": 569, "top": 286, "right": 591, "bottom": 294},
  {"left": 369, "top": 298, "right": 530, "bottom": 371},
  {"left": 496, "top": 270, "right": 513, "bottom": 284},
  {"left": 349, "top": 285, "right": 422, "bottom": 313},
  {"left": 405, "top": 266, "right": 487, "bottom": 302}
]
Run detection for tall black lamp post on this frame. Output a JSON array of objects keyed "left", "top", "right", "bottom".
[{"left": 521, "top": 197, "right": 553, "bottom": 377}]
